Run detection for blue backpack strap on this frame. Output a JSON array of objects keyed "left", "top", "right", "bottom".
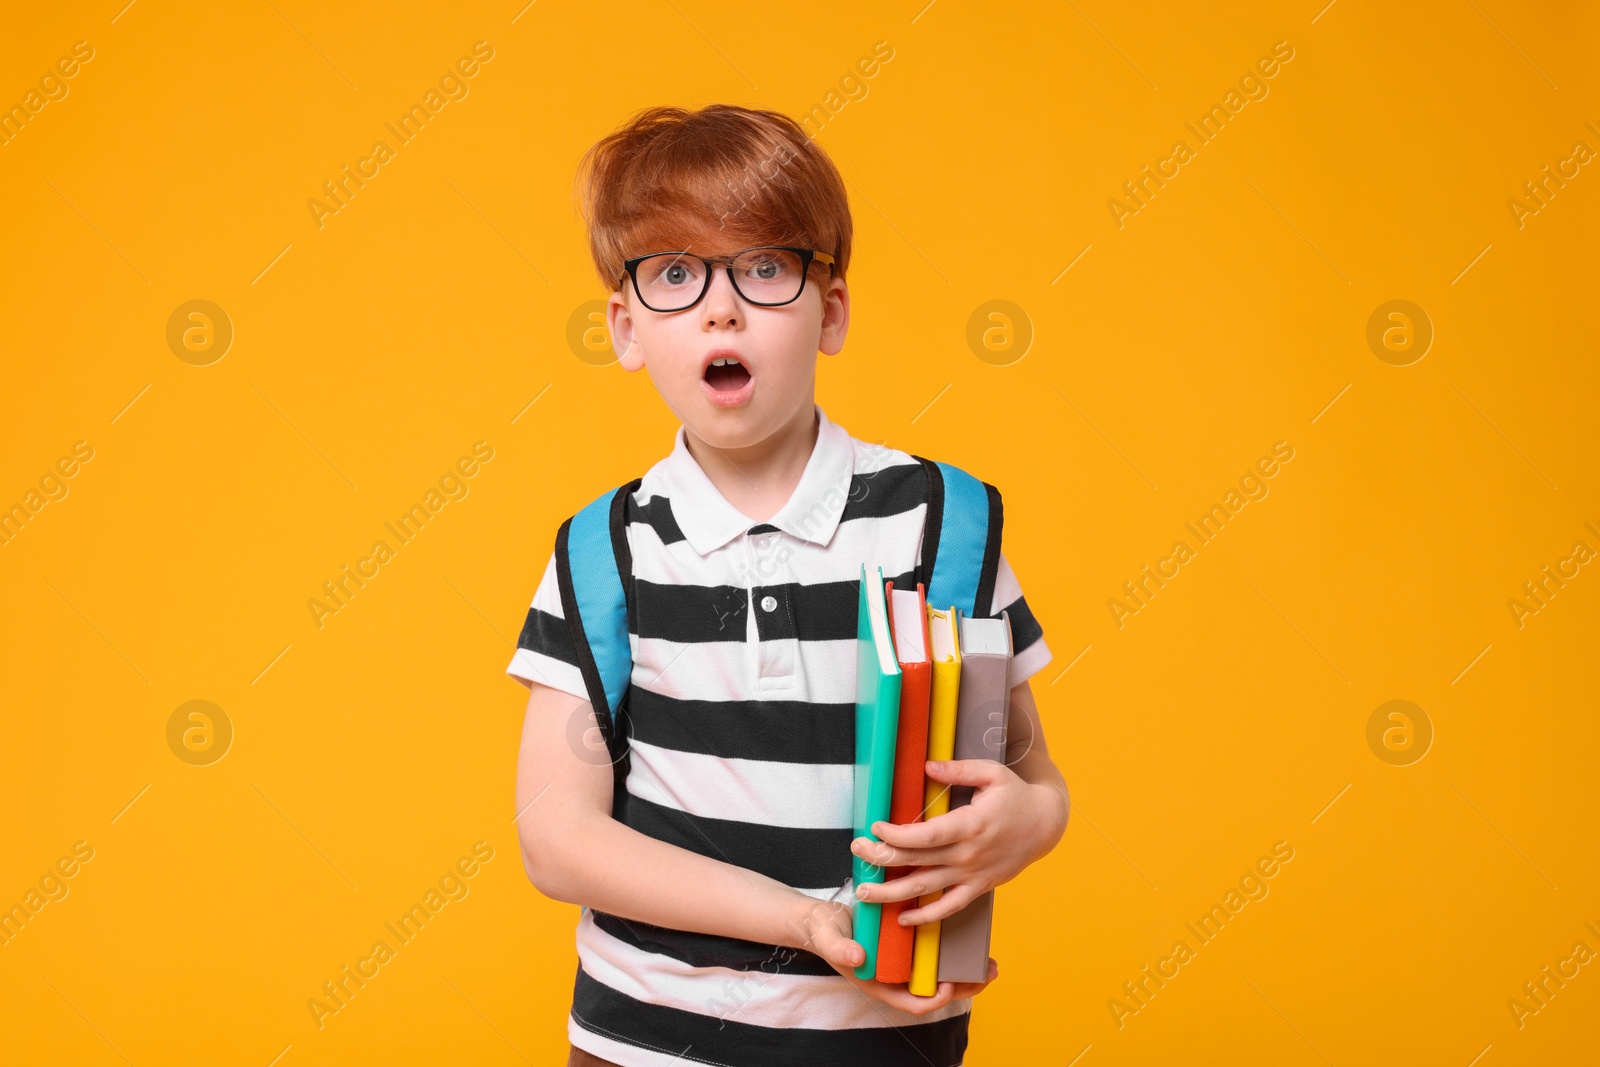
[
  {"left": 553, "top": 479, "right": 639, "bottom": 778},
  {"left": 914, "top": 458, "right": 1004, "bottom": 618}
]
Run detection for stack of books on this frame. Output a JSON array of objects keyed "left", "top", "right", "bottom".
[{"left": 852, "top": 564, "right": 1013, "bottom": 992}]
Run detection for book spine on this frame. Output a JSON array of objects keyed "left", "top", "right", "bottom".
[
  {"left": 877, "top": 659, "right": 931, "bottom": 982},
  {"left": 935, "top": 644, "right": 1008, "bottom": 984},
  {"left": 909, "top": 638, "right": 961, "bottom": 996},
  {"left": 853, "top": 668, "right": 901, "bottom": 980}
]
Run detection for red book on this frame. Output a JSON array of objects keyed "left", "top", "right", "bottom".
[{"left": 875, "top": 581, "right": 932, "bottom": 983}]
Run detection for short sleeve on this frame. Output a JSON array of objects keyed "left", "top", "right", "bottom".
[
  {"left": 505, "top": 552, "right": 590, "bottom": 702},
  {"left": 993, "top": 552, "right": 1052, "bottom": 689}
]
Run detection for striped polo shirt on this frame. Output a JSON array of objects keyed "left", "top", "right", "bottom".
[{"left": 507, "top": 405, "right": 1051, "bottom": 1067}]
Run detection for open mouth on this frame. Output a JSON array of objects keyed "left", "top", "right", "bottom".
[{"left": 704, "top": 355, "right": 752, "bottom": 393}]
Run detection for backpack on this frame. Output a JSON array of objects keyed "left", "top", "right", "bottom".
[{"left": 553, "top": 457, "right": 1005, "bottom": 805}]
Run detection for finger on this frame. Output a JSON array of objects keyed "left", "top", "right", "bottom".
[
  {"left": 946, "top": 978, "right": 992, "bottom": 999},
  {"left": 858, "top": 866, "right": 959, "bottom": 906},
  {"left": 853, "top": 975, "right": 954, "bottom": 1014},
  {"left": 850, "top": 836, "right": 960, "bottom": 870},
  {"left": 812, "top": 926, "right": 867, "bottom": 971},
  {"left": 962, "top": 956, "right": 1000, "bottom": 990},
  {"left": 924, "top": 758, "right": 1011, "bottom": 788},
  {"left": 898, "top": 881, "right": 978, "bottom": 926},
  {"left": 870, "top": 809, "right": 976, "bottom": 849},
  {"left": 941, "top": 958, "right": 1001, "bottom": 1000}
]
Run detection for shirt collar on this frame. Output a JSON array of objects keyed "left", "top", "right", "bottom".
[{"left": 660, "top": 405, "right": 855, "bottom": 555}]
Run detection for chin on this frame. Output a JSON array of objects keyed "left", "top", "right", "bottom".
[
  {"left": 693, "top": 409, "right": 768, "bottom": 448},
  {"left": 706, "top": 401, "right": 814, "bottom": 449}
]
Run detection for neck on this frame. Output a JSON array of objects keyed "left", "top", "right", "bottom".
[{"left": 682, "top": 404, "right": 819, "bottom": 523}]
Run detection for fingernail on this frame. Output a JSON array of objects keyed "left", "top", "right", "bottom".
[{"left": 855, "top": 884, "right": 868, "bottom": 899}]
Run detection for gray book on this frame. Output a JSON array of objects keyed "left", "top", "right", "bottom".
[{"left": 936, "top": 611, "right": 1012, "bottom": 984}]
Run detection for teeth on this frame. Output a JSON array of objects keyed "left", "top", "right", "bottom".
[{"left": 710, "top": 356, "right": 742, "bottom": 367}]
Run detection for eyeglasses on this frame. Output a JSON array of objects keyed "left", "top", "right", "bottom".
[{"left": 619, "top": 245, "right": 836, "bottom": 313}]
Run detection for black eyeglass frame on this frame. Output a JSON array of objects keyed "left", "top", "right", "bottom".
[{"left": 618, "top": 245, "right": 837, "bottom": 312}]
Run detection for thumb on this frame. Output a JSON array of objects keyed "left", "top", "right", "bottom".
[
  {"left": 926, "top": 758, "right": 1005, "bottom": 787},
  {"left": 817, "top": 925, "right": 866, "bottom": 969}
]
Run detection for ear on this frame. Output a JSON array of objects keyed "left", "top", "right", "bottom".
[
  {"left": 818, "top": 276, "right": 849, "bottom": 356},
  {"left": 607, "top": 288, "right": 646, "bottom": 371}
]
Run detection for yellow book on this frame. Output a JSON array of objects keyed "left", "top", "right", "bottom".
[{"left": 909, "top": 605, "right": 962, "bottom": 996}]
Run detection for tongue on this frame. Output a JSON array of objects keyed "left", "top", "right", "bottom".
[{"left": 706, "top": 362, "right": 751, "bottom": 391}]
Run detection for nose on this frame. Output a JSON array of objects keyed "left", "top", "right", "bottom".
[{"left": 701, "top": 267, "right": 742, "bottom": 329}]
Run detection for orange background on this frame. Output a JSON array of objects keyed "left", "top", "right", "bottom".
[{"left": 2, "top": 1, "right": 1597, "bottom": 1063}]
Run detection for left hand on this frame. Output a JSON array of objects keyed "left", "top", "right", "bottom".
[
  {"left": 850, "top": 758, "right": 1064, "bottom": 926},
  {"left": 797, "top": 896, "right": 1001, "bottom": 1011}
]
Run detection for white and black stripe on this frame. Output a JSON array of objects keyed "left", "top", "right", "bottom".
[{"left": 508, "top": 408, "right": 1051, "bottom": 1067}]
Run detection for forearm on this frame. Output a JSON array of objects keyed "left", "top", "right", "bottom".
[
  {"left": 1008, "top": 744, "right": 1069, "bottom": 860},
  {"left": 1005, "top": 679, "right": 1070, "bottom": 862},
  {"left": 515, "top": 681, "right": 830, "bottom": 953},
  {"left": 1010, "top": 739, "right": 1066, "bottom": 798},
  {"left": 524, "top": 809, "right": 828, "bottom": 951}
]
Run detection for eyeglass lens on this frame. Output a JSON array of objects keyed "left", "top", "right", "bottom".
[{"left": 633, "top": 248, "right": 810, "bottom": 310}]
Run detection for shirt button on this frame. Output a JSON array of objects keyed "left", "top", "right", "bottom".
[{"left": 760, "top": 595, "right": 778, "bottom": 612}]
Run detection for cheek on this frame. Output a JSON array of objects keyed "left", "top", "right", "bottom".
[
  {"left": 754, "top": 312, "right": 822, "bottom": 380},
  {"left": 771, "top": 294, "right": 826, "bottom": 345},
  {"left": 648, "top": 328, "right": 712, "bottom": 392}
]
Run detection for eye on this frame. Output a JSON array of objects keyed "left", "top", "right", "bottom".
[
  {"left": 644, "top": 256, "right": 702, "bottom": 288},
  {"left": 746, "top": 256, "right": 784, "bottom": 280}
]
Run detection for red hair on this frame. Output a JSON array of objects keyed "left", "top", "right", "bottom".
[{"left": 575, "top": 104, "right": 853, "bottom": 292}]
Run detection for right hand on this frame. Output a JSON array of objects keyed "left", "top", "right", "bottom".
[{"left": 796, "top": 897, "right": 999, "bottom": 1016}]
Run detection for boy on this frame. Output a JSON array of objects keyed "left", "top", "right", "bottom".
[{"left": 509, "top": 104, "right": 1069, "bottom": 1067}]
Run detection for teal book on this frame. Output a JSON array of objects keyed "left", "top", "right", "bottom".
[{"left": 852, "top": 564, "right": 902, "bottom": 980}]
